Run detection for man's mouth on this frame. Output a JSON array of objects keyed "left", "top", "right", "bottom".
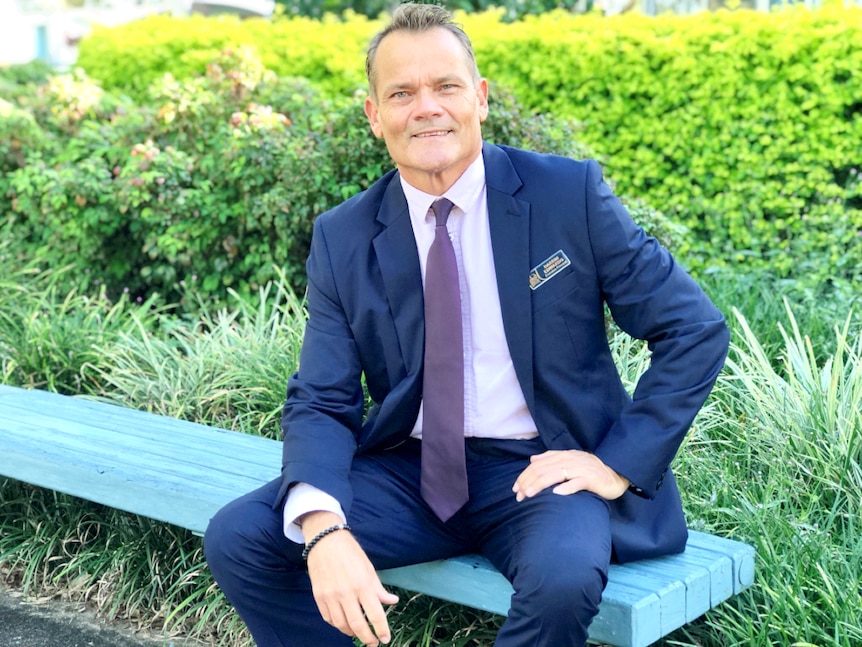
[{"left": 413, "top": 130, "right": 451, "bottom": 138}]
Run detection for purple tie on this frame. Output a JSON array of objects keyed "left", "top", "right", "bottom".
[{"left": 421, "top": 198, "right": 468, "bottom": 522}]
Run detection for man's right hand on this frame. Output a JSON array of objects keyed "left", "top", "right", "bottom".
[{"left": 300, "top": 511, "right": 399, "bottom": 646}]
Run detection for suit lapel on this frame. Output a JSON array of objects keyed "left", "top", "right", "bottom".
[
  {"left": 484, "top": 145, "right": 536, "bottom": 415},
  {"left": 370, "top": 148, "right": 536, "bottom": 415},
  {"left": 372, "top": 176, "right": 425, "bottom": 378}
]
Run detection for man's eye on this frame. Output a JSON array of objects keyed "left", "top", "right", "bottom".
[{"left": 393, "top": 91, "right": 409, "bottom": 99}]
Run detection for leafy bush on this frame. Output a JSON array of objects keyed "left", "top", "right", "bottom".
[
  {"left": 3, "top": 55, "right": 339, "bottom": 307},
  {"left": 470, "top": 4, "right": 862, "bottom": 283},
  {"left": 74, "top": 5, "right": 862, "bottom": 285},
  {"left": 76, "top": 13, "right": 375, "bottom": 101},
  {"left": 0, "top": 99, "right": 48, "bottom": 175},
  {"left": 8, "top": 49, "right": 669, "bottom": 314},
  {"left": 273, "top": 0, "right": 594, "bottom": 21},
  {"left": 75, "top": 2, "right": 600, "bottom": 98},
  {"left": 0, "top": 59, "right": 53, "bottom": 92}
]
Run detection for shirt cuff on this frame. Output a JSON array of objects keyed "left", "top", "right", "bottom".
[{"left": 282, "top": 482, "right": 346, "bottom": 543}]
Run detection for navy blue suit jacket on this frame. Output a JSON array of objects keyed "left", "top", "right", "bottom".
[{"left": 278, "top": 143, "right": 729, "bottom": 563}]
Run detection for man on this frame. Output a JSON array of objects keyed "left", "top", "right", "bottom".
[{"left": 204, "top": 4, "right": 730, "bottom": 646}]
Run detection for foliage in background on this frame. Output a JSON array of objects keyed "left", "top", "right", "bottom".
[
  {"left": 75, "top": 13, "right": 374, "bottom": 100},
  {"left": 2, "top": 51, "right": 351, "bottom": 309},
  {"left": 471, "top": 4, "right": 862, "bottom": 283},
  {"left": 84, "top": 276, "right": 306, "bottom": 438},
  {"left": 272, "top": 0, "right": 595, "bottom": 21},
  {"left": 700, "top": 268, "right": 862, "bottom": 367},
  {"left": 74, "top": 0, "right": 601, "bottom": 100},
  {"left": 2, "top": 48, "right": 680, "bottom": 314},
  {"left": 73, "top": 4, "right": 862, "bottom": 286},
  {"left": 674, "top": 302, "right": 862, "bottom": 645}
]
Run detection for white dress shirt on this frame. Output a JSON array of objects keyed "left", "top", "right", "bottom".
[{"left": 283, "top": 154, "right": 537, "bottom": 541}]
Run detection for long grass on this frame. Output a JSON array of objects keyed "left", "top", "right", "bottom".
[
  {"left": 699, "top": 269, "right": 862, "bottom": 366},
  {"left": 669, "top": 300, "right": 862, "bottom": 646},
  {"left": 83, "top": 273, "right": 306, "bottom": 438},
  {"left": 0, "top": 262, "right": 161, "bottom": 395},
  {"left": 1, "top": 258, "right": 861, "bottom": 646}
]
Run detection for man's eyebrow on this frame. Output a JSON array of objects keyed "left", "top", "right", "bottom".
[
  {"left": 380, "top": 81, "right": 413, "bottom": 96},
  {"left": 381, "top": 74, "right": 467, "bottom": 96}
]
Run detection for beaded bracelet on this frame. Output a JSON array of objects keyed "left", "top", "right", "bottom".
[{"left": 301, "top": 523, "right": 352, "bottom": 561}]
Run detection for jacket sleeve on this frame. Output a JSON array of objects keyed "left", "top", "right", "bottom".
[
  {"left": 584, "top": 160, "right": 730, "bottom": 498},
  {"left": 275, "top": 215, "right": 364, "bottom": 514}
]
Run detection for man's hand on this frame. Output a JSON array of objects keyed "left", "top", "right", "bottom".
[
  {"left": 512, "top": 450, "right": 630, "bottom": 502},
  {"left": 301, "top": 512, "right": 399, "bottom": 646}
]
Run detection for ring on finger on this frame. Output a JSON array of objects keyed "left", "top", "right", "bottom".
[{"left": 562, "top": 467, "right": 569, "bottom": 481}]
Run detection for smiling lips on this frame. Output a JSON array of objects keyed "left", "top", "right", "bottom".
[{"left": 413, "top": 130, "right": 452, "bottom": 138}]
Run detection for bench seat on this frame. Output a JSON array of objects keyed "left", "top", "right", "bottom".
[{"left": 0, "top": 385, "right": 754, "bottom": 647}]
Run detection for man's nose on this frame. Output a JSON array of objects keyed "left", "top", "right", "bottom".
[{"left": 414, "top": 88, "right": 444, "bottom": 117}]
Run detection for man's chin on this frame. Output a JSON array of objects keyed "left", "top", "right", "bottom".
[{"left": 408, "top": 153, "right": 457, "bottom": 175}]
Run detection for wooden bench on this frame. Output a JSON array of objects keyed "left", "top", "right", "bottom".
[{"left": 0, "top": 384, "right": 755, "bottom": 647}]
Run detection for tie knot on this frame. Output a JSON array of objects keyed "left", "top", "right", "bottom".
[{"left": 431, "top": 198, "right": 454, "bottom": 227}]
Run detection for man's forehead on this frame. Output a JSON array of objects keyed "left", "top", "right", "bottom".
[
  {"left": 375, "top": 32, "right": 473, "bottom": 76},
  {"left": 377, "top": 26, "right": 465, "bottom": 58}
]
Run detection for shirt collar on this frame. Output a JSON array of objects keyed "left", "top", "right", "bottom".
[{"left": 399, "top": 153, "right": 486, "bottom": 220}]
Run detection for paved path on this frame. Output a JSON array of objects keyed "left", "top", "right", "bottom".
[{"left": 0, "top": 585, "right": 194, "bottom": 647}]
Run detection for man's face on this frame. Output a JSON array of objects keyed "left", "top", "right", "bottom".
[{"left": 364, "top": 27, "right": 489, "bottom": 195}]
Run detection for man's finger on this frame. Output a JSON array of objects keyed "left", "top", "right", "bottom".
[
  {"left": 318, "top": 599, "right": 350, "bottom": 637},
  {"left": 344, "top": 601, "right": 380, "bottom": 646},
  {"left": 361, "top": 590, "right": 393, "bottom": 645},
  {"left": 512, "top": 452, "right": 566, "bottom": 500},
  {"left": 553, "top": 475, "right": 586, "bottom": 496}
]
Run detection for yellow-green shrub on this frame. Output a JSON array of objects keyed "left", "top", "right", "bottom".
[
  {"left": 469, "top": 4, "right": 862, "bottom": 280},
  {"left": 76, "top": 4, "right": 862, "bottom": 283},
  {"left": 76, "top": 12, "right": 377, "bottom": 99}
]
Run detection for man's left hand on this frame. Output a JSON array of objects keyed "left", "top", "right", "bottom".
[{"left": 512, "top": 450, "right": 630, "bottom": 502}]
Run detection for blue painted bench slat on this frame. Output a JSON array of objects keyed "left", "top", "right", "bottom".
[{"left": 0, "top": 385, "right": 754, "bottom": 647}]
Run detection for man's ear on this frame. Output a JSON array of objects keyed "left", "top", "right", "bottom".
[
  {"left": 364, "top": 97, "right": 384, "bottom": 138},
  {"left": 477, "top": 78, "right": 490, "bottom": 123}
]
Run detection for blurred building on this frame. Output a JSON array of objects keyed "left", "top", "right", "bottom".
[{"left": 0, "top": 0, "right": 274, "bottom": 68}]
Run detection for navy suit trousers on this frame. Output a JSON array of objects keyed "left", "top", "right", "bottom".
[{"left": 204, "top": 438, "right": 612, "bottom": 647}]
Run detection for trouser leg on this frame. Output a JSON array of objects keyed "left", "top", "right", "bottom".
[
  {"left": 487, "top": 493, "right": 611, "bottom": 647},
  {"left": 204, "top": 478, "right": 351, "bottom": 647},
  {"left": 463, "top": 438, "right": 612, "bottom": 647},
  {"left": 204, "top": 441, "right": 469, "bottom": 647}
]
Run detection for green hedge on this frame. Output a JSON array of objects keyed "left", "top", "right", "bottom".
[
  {"left": 273, "top": 0, "right": 594, "bottom": 21},
  {"left": 76, "top": 4, "right": 862, "bottom": 284},
  {"left": 472, "top": 4, "right": 862, "bottom": 282},
  {"left": 5, "top": 49, "right": 665, "bottom": 312},
  {"left": 76, "top": 13, "right": 375, "bottom": 101}
]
